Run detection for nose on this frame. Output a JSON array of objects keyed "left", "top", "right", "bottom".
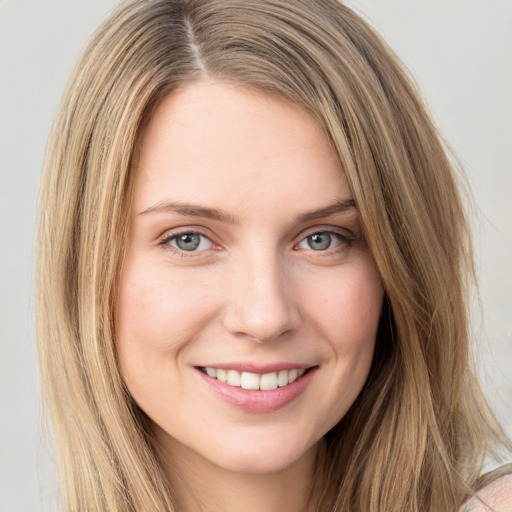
[{"left": 222, "top": 251, "right": 301, "bottom": 343}]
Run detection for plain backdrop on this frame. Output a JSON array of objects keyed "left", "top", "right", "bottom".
[{"left": 1, "top": 1, "right": 511, "bottom": 510}]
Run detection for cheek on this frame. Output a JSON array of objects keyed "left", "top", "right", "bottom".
[
  {"left": 115, "top": 260, "right": 215, "bottom": 388},
  {"left": 304, "top": 257, "right": 384, "bottom": 348},
  {"left": 117, "top": 261, "right": 209, "bottom": 340},
  {"left": 306, "top": 257, "right": 382, "bottom": 391},
  {"left": 307, "top": 261, "right": 383, "bottom": 428}
]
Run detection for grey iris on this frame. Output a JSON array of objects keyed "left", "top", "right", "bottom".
[
  {"left": 308, "top": 232, "right": 332, "bottom": 250},
  {"left": 176, "top": 233, "right": 201, "bottom": 251}
]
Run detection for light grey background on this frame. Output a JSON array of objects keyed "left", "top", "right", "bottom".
[{"left": 1, "top": 1, "right": 510, "bottom": 510}]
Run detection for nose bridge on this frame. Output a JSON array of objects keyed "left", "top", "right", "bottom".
[{"left": 222, "top": 244, "right": 300, "bottom": 342}]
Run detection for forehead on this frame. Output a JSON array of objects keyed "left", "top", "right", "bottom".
[{"left": 134, "top": 80, "right": 351, "bottom": 218}]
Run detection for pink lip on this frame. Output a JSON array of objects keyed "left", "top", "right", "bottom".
[{"left": 195, "top": 366, "right": 317, "bottom": 413}]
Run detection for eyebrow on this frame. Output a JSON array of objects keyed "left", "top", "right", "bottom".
[
  {"left": 296, "top": 198, "right": 357, "bottom": 223},
  {"left": 139, "top": 200, "right": 237, "bottom": 223},
  {"left": 138, "top": 198, "right": 357, "bottom": 223}
]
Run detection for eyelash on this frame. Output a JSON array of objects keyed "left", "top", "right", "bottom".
[
  {"left": 295, "top": 229, "right": 354, "bottom": 253},
  {"left": 158, "top": 231, "right": 216, "bottom": 257},
  {"left": 158, "top": 228, "right": 354, "bottom": 256}
]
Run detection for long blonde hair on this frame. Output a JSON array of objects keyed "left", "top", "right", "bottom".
[{"left": 36, "top": 0, "right": 509, "bottom": 510}]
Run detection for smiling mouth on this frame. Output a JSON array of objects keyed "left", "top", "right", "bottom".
[{"left": 199, "top": 367, "right": 312, "bottom": 391}]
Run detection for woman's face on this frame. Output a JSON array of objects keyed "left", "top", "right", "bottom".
[{"left": 116, "top": 80, "right": 384, "bottom": 475}]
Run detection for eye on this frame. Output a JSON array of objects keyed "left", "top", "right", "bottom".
[
  {"left": 296, "top": 231, "right": 352, "bottom": 251},
  {"left": 164, "top": 232, "right": 213, "bottom": 252}
]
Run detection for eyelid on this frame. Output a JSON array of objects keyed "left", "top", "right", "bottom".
[
  {"left": 157, "top": 227, "right": 221, "bottom": 255},
  {"left": 294, "top": 226, "right": 355, "bottom": 252},
  {"left": 157, "top": 225, "right": 215, "bottom": 243},
  {"left": 155, "top": 224, "right": 355, "bottom": 257},
  {"left": 297, "top": 225, "right": 354, "bottom": 242}
]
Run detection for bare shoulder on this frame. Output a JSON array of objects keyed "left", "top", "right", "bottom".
[{"left": 461, "top": 473, "right": 512, "bottom": 512}]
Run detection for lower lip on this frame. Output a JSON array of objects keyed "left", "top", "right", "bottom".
[{"left": 196, "top": 368, "right": 317, "bottom": 413}]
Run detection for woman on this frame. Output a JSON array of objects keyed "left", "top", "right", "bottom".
[{"left": 36, "top": 0, "right": 511, "bottom": 510}]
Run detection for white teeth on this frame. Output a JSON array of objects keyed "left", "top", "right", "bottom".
[
  {"left": 216, "top": 369, "right": 227, "bottom": 383},
  {"left": 227, "top": 369, "right": 241, "bottom": 387},
  {"left": 206, "top": 367, "right": 217, "bottom": 378},
  {"left": 203, "top": 367, "right": 308, "bottom": 390},
  {"left": 240, "top": 372, "right": 260, "bottom": 390},
  {"left": 260, "top": 372, "right": 278, "bottom": 391},
  {"left": 277, "top": 370, "right": 289, "bottom": 387}
]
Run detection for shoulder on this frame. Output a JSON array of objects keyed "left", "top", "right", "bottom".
[{"left": 461, "top": 473, "right": 512, "bottom": 512}]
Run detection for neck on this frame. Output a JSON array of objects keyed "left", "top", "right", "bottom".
[{"left": 156, "top": 430, "right": 324, "bottom": 512}]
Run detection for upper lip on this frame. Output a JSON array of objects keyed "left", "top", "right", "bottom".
[{"left": 195, "top": 362, "right": 316, "bottom": 374}]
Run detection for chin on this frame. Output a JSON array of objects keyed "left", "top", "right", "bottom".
[{"left": 206, "top": 436, "right": 320, "bottom": 475}]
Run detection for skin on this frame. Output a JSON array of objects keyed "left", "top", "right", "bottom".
[
  {"left": 462, "top": 474, "right": 512, "bottom": 512},
  {"left": 116, "top": 80, "right": 384, "bottom": 512}
]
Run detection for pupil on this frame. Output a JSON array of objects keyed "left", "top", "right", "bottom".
[
  {"left": 308, "top": 232, "right": 331, "bottom": 251},
  {"left": 176, "top": 233, "right": 200, "bottom": 251}
]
